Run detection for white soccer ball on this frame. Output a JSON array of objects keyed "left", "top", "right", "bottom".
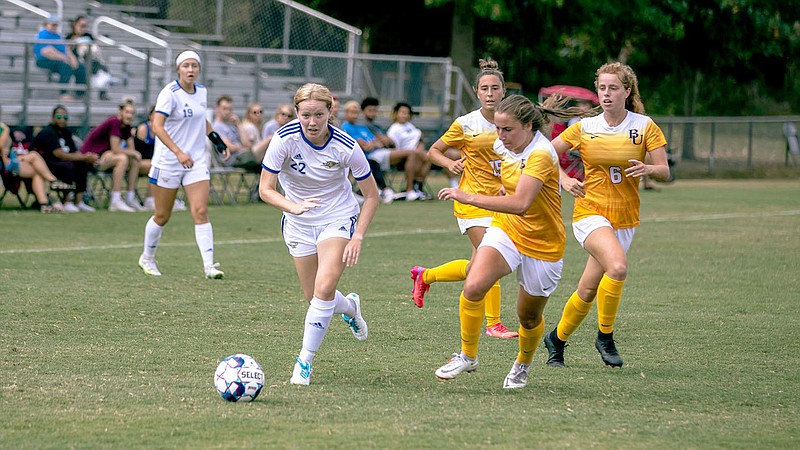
[{"left": 214, "top": 354, "right": 264, "bottom": 402}]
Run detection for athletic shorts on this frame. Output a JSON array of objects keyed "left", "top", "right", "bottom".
[
  {"left": 479, "top": 226, "right": 562, "bottom": 297},
  {"left": 148, "top": 165, "right": 210, "bottom": 189},
  {"left": 281, "top": 214, "right": 358, "bottom": 257},
  {"left": 572, "top": 215, "right": 636, "bottom": 252},
  {"left": 367, "top": 149, "right": 391, "bottom": 172},
  {"left": 457, "top": 216, "right": 492, "bottom": 235}
]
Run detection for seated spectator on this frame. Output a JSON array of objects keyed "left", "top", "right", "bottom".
[
  {"left": 341, "top": 101, "right": 429, "bottom": 202},
  {"left": 239, "top": 102, "right": 270, "bottom": 162},
  {"left": 33, "top": 105, "right": 97, "bottom": 212},
  {"left": 33, "top": 14, "right": 86, "bottom": 101},
  {"left": 387, "top": 102, "right": 433, "bottom": 195},
  {"left": 80, "top": 99, "right": 143, "bottom": 212},
  {"left": 260, "top": 103, "right": 295, "bottom": 142},
  {"left": 134, "top": 105, "right": 185, "bottom": 212},
  {"left": 359, "top": 97, "right": 395, "bottom": 149},
  {"left": 65, "top": 15, "right": 117, "bottom": 101},
  {"left": 1, "top": 115, "right": 74, "bottom": 213},
  {"left": 212, "top": 95, "right": 260, "bottom": 171}
]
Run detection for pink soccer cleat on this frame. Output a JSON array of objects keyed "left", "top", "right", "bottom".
[
  {"left": 485, "top": 323, "right": 519, "bottom": 339},
  {"left": 409, "top": 266, "right": 430, "bottom": 308}
]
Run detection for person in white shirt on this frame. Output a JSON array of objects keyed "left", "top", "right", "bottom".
[
  {"left": 386, "top": 102, "right": 431, "bottom": 197},
  {"left": 259, "top": 83, "right": 379, "bottom": 386},
  {"left": 138, "top": 50, "right": 230, "bottom": 279}
]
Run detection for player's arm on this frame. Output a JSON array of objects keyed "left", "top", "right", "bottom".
[
  {"left": 258, "top": 168, "right": 320, "bottom": 215},
  {"left": 552, "top": 135, "right": 584, "bottom": 198},
  {"left": 428, "top": 138, "right": 465, "bottom": 176},
  {"left": 439, "top": 174, "right": 542, "bottom": 215}
]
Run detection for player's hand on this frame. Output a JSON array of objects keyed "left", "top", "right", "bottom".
[
  {"left": 447, "top": 156, "right": 467, "bottom": 176},
  {"left": 291, "top": 198, "right": 321, "bottom": 215},
  {"left": 562, "top": 177, "right": 585, "bottom": 198},
  {"left": 177, "top": 150, "right": 193, "bottom": 169},
  {"left": 625, "top": 159, "right": 649, "bottom": 178},
  {"left": 438, "top": 187, "right": 465, "bottom": 202},
  {"left": 342, "top": 236, "right": 363, "bottom": 267}
]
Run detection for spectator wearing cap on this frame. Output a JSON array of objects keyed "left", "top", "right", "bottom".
[{"left": 33, "top": 14, "right": 87, "bottom": 101}]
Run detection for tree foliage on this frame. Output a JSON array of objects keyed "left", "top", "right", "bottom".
[{"left": 219, "top": 0, "right": 800, "bottom": 115}]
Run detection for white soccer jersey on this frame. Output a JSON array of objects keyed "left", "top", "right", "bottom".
[
  {"left": 387, "top": 121, "right": 422, "bottom": 150},
  {"left": 262, "top": 121, "right": 372, "bottom": 226},
  {"left": 151, "top": 81, "right": 209, "bottom": 170}
]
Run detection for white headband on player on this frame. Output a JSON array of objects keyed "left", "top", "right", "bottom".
[{"left": 175, "top": 50, "right": 201, "bottom": 67}]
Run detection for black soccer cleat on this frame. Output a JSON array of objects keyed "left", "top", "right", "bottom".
[
  {"left": 543, "top": 329, "right": 566, "bottom": 368},
  {"left": 595, "top": 331, "right": 623, "bottom": 368}
]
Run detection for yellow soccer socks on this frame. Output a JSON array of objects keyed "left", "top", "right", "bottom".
[
  {"left": 597, "top": 275, "right": 625, "bottom": 334},
  {"left": 556, "top": 291, "right": 594, "bottom": 341},
  {"left": 423, "top": 259, "right": 469, "bottom": 284},
  {"left": 483, "top": 281, "right": 502, "bottom": 327},
  {"left": 517, "top": 319, "right": 544, "bottom": 366},
  {"left": 459, "top": 292, "right": 485, "bottom": 360}
]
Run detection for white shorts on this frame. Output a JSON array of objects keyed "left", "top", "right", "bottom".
[
  {"left": 367, "top": 149, "right": 392, "bottom": 172},
  {"left": 457, "top": 216, "right": 492, "bottom": 235},
  {"left": 281, "top": 215, "right": 358, "bottom": 257},
  {"left": 479, "top": 226, "right": 562, "bottom": 297},
  {"left": 148, "top": 165, "right": 210, "bottom": 189},
  {"left": 572, "top": 215, "right": 636, "bottom": 252}
]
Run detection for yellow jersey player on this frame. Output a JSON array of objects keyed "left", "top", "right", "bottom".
[
  {"left": 435, "top": 94, "right": 583, "bottom": 388},
  {"left": 544, "top": 62, "right": 670, "bottom": 368},
  {"left": 411, "top": 57, "right": 518, "bottom": 339}
]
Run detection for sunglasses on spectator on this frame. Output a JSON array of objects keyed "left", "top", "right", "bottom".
[
  {"left": 251, "top": 110, "right": 263, "bottom": 114},
  {"left": 55, "top": 114, "right": 69, "bottom": 119},
  {"left": 279, "top": 112, "right": 295, "bottom": 118}
]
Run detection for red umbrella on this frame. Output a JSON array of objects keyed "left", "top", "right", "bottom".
[{"left": 538, "top": 85, "right": 599, "bottom": 105}]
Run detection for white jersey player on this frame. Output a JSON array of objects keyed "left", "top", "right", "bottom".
[
  {"left": 259, "top": 83, "right": 379, "bottom": 386},
  {"left": 138, "top": 50, "right": 230, "bottom": 279}
]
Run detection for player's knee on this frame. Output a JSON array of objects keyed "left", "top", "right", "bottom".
[{"left": 606, "top": 261, "right": 628, "bottom": 280}]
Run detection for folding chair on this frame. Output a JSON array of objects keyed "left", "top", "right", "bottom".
[
  {"left": 0, "top": 167, "right": 34, "bottom": 209},
  {"left": 207, "top": 143, "right": 248, "bottom": 205}
]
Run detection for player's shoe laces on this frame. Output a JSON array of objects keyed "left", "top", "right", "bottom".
[
  {"left": 485, "top": 322, "right": 519, "bottom": 339},
  {"left": 543, "top": 328, "right": 566, "bottom": 368},
  {"left": 434, "top": 352, "right": 478, "bottom": 380},
  {"left": 138, "top": 254, "right": 161, "bottom": 276},
  {"left": 341, "top": 292, "right": 368, "bottom": 341},
  {"left": 204, "top": 263, "right": 224, "bottom": 279},
  {"left": 595, "top": 331, "right": 623, "bottom": 367},
  {"left": 503, "top": 361, "right": 530, "bottom": 389},
  {"left": 409, "top": 266, "right": 430, "bottom": 308},
  {"left": 290, "top": 357, "right": 312, "bottom": 385}
]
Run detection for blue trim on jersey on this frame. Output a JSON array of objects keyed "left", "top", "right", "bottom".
[
  {"left": 300, "top": 124, "right": 334, "bottom": 150},
  {"left": 331, "top": 128, "right": 355, "bottom": 147},
  {"left": 277, "top": 122, "right": 301, "bottom": 138},
  {"left": 280, "top": 215, "right": 286, "bottom": 237},
  {"left": 353, "top": 169, "right": 372, "bottom": 181},
  {"left": 262, "top": 163, "right": 279, "bottom": 174},
  {"left": 155, "top": 110, "right": 170, "bottom": 117},
  {"left": 172, "top": 80, "right": 198, "bottom": 95}
]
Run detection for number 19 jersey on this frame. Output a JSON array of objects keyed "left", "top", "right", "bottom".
[{"left": 152, "top": 81, "right": 209, "bottom": 170}]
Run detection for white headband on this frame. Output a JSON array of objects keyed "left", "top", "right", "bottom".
[{"left": 175, "top": 50, "right": 201, "bottom": 67}]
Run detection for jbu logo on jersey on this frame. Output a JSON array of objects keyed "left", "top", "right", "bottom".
[
  {"left": 321, "top": 160, "right": 340, "bottom": 168},
  {"left": 629, "top": 129, "right": 643, "bottom": 145}
]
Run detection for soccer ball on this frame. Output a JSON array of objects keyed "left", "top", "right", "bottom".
[{"left": 214, "top": 354, "right": 264, "bottom": 402}]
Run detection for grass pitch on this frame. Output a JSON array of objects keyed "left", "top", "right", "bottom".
[{"left": 1, "top": 178, "right": 798, "bottom": 449}]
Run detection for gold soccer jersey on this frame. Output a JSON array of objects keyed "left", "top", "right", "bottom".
[
  {"left": 441, "top": 110, "right": 502, "bottom": 219},
  {"left": 491, "top": 131, "right": 565, "bottom": 262},
  {"left": 559, "top": 112, "right": 667, "bottom": 228}
]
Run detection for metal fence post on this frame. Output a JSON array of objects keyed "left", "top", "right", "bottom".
[{"left": 709, "top": 121, "right": 716, "bottom": 175}]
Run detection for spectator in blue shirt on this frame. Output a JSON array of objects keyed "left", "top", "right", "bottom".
[{"left": 33, "top": 14, "right": 86, "bottom": 100}]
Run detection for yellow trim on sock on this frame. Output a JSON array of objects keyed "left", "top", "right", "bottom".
[
  {"left": 424, "top": 259, "right": 469, "bottom": 284},
  {"left": 556, "top": 291, "right": 593, "bottom": 341},
  {"left": 459, "top": 292, "right": 485, "bottom": 360},
  {"left": 517, "top": 319, "right": 544, "bottom": 366},
  {"left": 483, "top": 281, "right": 502, "bottom": 327},
  {"left": 597, "top": 275, "right": 625, "bottom": 334}
]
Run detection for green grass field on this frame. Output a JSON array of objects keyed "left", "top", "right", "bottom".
[{"left": 1, "top": 178, "right": 798, "bottom": 449}]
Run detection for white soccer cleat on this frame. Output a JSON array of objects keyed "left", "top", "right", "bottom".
[
  {"left": 341, "top": 292, "right": 368, "bottom": 341},
  {"left": 435, "top": 352, "right": 478, "bottom": 380},
  {"left": 503, "top": 361, "right": 529, "bottom": 389},
  {"left": 138, "top": 254, "right": 161, "bottom": 276},
  {"left": 109, "top": 199, "right": 135, "bottom": 212},
  {"left": 290, "top": 357, "right": 312, "bottom": 386},
  {"left": 204, "top": 263, "right": 224, "bottom": 279}
]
